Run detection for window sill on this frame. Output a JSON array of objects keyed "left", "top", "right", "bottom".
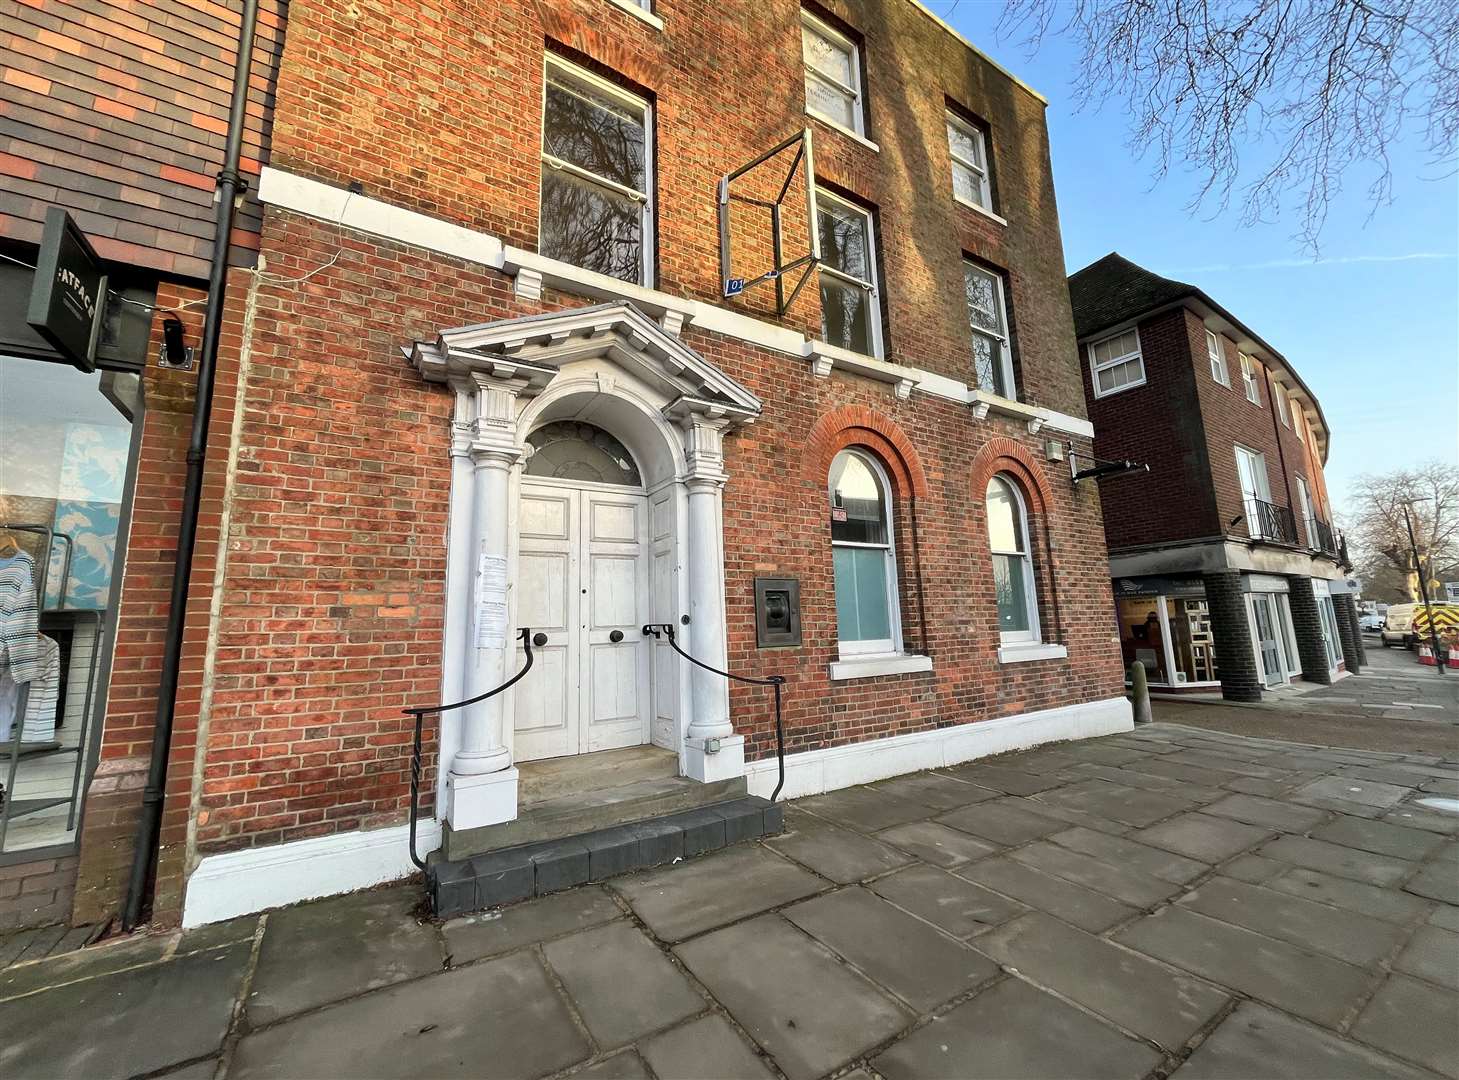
[
  {"left": 954, "top": 195, "right": 1008, "bottom": 227},
  {"left": 968, "top": 389, "right": 1094, "bottom": 438},
  {"left": 803, "top": 339, "right": 913, "bottom": 399},
  {"left": 997, "top": 642, "right": 1068, "bottom": 664},
  {"left": 602, "top": 0, "right": 663, "bottom": 28},
  {"left": 806, "top": 111, "right": 880, "bottom": 153},
  {"left": 829, "top": 654, "right": 934, "bottom": 681}
]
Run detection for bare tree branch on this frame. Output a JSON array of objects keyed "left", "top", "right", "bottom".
[{"left": 998, "top": 0, "right": 1459, "bottom": 251}]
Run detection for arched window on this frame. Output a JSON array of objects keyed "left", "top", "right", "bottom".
[
  {"left": 829, "top": 449, "right": 900, "bottom": 655},
  {"left": 987, "top": 474, "right": 1039, "bottom": 642},
  {"left": 524, "top": 422, "right": 642, "bottom": 486}
]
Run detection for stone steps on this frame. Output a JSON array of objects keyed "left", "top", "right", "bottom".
[
  {"left": 518, "top": 744, "right": 679, "bottom": 806},
  {"left": 430, "top": 795, "right": 784, "bottom": 918}
]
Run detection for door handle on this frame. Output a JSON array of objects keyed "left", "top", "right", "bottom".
[{"left": 609, "top": 630, "right": 624, "bottom": 643}]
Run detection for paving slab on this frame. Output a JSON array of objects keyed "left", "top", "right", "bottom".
[
  {"left": 1218, "top": 852, "right": 1290, "bottom": 884},
  {"left": 1166, "top": 751, "right": 1293, "bottom": 779},
  {"left": 1136, "top": 759, "right": 1255, "bottom": 787},
  {"left": 1405, "top": 859, "right": 1459, "bottom": 904},
  {"left": 1010, "top": 840, "right": 1182, "bottom": 907},
  {"left": 1312, "top": 814, "right": 1448, "bottom": 861},
  {"left": 543, "top": 921, "right": 703, "bottom": 1048},
  {"left": 872, "top": 976, "right": 1162, "bottom": 1080},
  {"left": 674, "top": 915, "right": 909, "bottom": 1080},
  {"left": 795, "top": 785, "right": 932, "bottom": 833},
  {"left": 1393, "top": 923, "right": 1459, "bottom": 990},
  {"left": 232, "top": 950, "right": 590, "bottom": 1080},
  {"left": 639, "top": 1014, "right": 775, "bottom": 1080},
  {"left": 868, "top": 771, "right": 999, "bottom": 809},
  {"left": 611, "top": 845, "right": 823, "bottom": 942},
  {"left": 764, "top": 812, "right": 913, "bottom": 883},
  {"left": 974, "top": 911, "right": 1229, "bottom": 1050},
  {"left": 1352, "top": 974, "right": 1459, "bottom": 1078},
  {"left": 1172, "top": 1001, "right": 1434, "bottom": 1080},
  {"left": 783, "top": 886, "right": 999, "bottom": 1011},
  {"left": 1430, "top": 904, "right": 1459, "bottom": 931},
  {"left": 1133, "top": 812, "right": 1273, "bottom": 863},
  {"left": 1293, "top": 776, "right": 1413, "bottom": 810},
  {"left": 1059, "top": 741, "right": 1153, "bottom": 766},
  {"left": 1268, "top": 866, "right": 1434, "bottom": 924},
  {"left": 1383, "top": 806, "right": 1459, "bottom": 834},
  {"left": 1069, "top": 762, "right": 1222, "bottom": 802},
  {"left": 874, "top": 820, "right": 1000, "bottom": 867},
  {"left": 247, "top": 884, "right": 442, "bottom": 1025},
  {"left": 1177, "top": 875, "right": 1408, "bottom": 967},
  {"left": 1114, "top": 907, "right": 1372, "bottom": 1027},
  {"left": 867, "top": 863, "right": 1024, "bottom": 938},
  {"left": 998, "top": 794, "right": 1135, "bottom": 836},
  {"left": 0, "top": 928, "right": 176, "bottom": 1000},
  {"left": 935, "top": 797, "right": 1069, "bottom": 845},
  {"left": 443, "top": 885, "right": 622, "bottom": 964},
  {"left": 1049, "top": 826, "right": 1209, "bottom": 883},
  {"left": 1035, "top": 779, "right": 1195, "bottom": 827},
  {"left": 1260, "top": 835, "right": 1413, "bottom": 887},
  {"left": 955, "top": 855, "right": 1137, "bottom": 933},
  {"left": 941, "top": 762, "right": 1063, "bottom": 795},
  {"left": 0, "top": 941, "right": 250, "bottom": 1080},
  {"left": 1221, "top": 775, "right": 1296, "bottom": 797},
  {"left": 567, "top": 1051, "right": 652, "bottom": 1079},
  {"left": 1203, "top": 793, "right": 1328, "bottom": 833}
]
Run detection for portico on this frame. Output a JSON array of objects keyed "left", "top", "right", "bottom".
[{"left": 408, "top": 302, "right": 762, "bottom": 833}]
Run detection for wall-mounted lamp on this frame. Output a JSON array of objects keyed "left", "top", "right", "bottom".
[{"left": 158, "top": 314, "right": 195, "bottom": 370}]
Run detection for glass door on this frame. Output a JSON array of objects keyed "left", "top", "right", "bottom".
[{"left": 1250, "top": 593, "right": 1285, "bottom": 688}]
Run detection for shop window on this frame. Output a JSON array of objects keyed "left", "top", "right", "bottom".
[
  {"left": 540, "top": 56, "right": 653, "bottom": 285},
  {"left": 829, "top": 449, "right": 900, "bottom": 655},
  {"left": 1, "top": 356, "right": 136, "bottom": 853},
  {"left": 816, "top": 191, "right": 883, "bottom": 357},
  {"left": 986, "top": 475, "right": 1039, "bottom": 642}
]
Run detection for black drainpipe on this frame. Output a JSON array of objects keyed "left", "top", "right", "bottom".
[{"left": 122, "top": 0, "right": 262, "bottom": 930}]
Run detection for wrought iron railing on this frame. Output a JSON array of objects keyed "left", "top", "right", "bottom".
[
  {"left": 400, "top": 627, "right": 546, "bottom": 871},
  {"left": 1309, "top": 516, "right": 1341, "bottom": 557},
  {"left": 643, "top": 623, "right": 787, "bottom": 803},
  {"left": 1245, "top": 499, "right": 1298, "bottom": 545}
]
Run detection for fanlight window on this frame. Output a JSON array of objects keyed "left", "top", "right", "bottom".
[{"left": 525, "top": 422, "right": 642, "bottom": 486}]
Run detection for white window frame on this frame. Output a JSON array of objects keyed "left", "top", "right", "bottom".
[
  {"left": 1087, "top": 328, "right": 1146, "bottom": 398},
  {"left": 1206, "top": 330, "right": 1230, "bottom": 386},
  {"left": 1293, "top": 406, "right": 1306, "bottom": 444},
  {"left": 800, "top": 10, "right": 866, "bottom": 138},
  {"left": 540, "top": 55, "right": 655, "bottom": 287},
  {"left": 1273, "top": 380, "right": 1291, "bottom": 426},
  {"left": 815, "top": 188, "right": 884, "bottom": 358},
  {"left": 1316, "top": 593, "right": 1344, "bottom": 670},
  {"left": 988, "top": 474, "right": 1041, "bottom": 645},
  {"left": 1240, "top": 353, "right": 1262, "bottom": 405},
  {"left": 1296, "top": 475, "right": 1316, "bottom": 548},
  {"left": 946, "top": 111, "right": 992, "bottom": 211},
  {"left": 964, "top": 259, "right": 1015, "bottom": 401},
  {"left": 829, "top": 449, "right": 902, "bottom": 658}
]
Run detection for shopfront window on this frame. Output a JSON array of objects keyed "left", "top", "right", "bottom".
[
  {"left": 1, "top": 356, "right": 136, "bottom": 853},
  {"left": 1117, "top": 596, "right": 1169, "bottom": 683},
  {"left": 1117, "top": 592, "right": 1220, "bottom": 686}
]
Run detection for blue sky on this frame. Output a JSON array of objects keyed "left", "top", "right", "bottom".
[{"left": 933, "top": 2, "right": 1459, "bottom": 517}]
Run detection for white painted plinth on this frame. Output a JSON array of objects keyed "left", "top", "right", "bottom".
[
  {"left": 683, "top": 734, "right": 745, "bottom": 783},
  {"left": 446, "top": 766, "right": 519, "bottom": 830}
]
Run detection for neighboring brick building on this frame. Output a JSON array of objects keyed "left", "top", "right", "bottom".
[
  {"left": 1, "top": 0, "right": 284, "bottom": 929},
  {"left": 6, "top": 0, "right": 1132, "bottom": 930},
  {"left": 1070, "top": 253, "right": 1359, "bottom": 703}
]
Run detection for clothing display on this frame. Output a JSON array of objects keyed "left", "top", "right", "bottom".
[{"left": 1, "top": 548, "right": 55, "bottom": 743}]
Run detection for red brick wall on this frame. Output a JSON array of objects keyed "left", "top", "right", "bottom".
[
  {"left": 182, "top": 205, "right": 1123, "bottom": 857},
  {"left": 264, "top": 0, "right": 1087, "bottom": 417},
  {"left": 1081, "top": 308, "right": 1219, "bottom": 551},
  {"left": 0, "top": 855, "right": 78, "bottom": 931}
]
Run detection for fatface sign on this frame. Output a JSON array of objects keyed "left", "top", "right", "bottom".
[{"left": 26, "top": 207, "right": 107, "bottom": 372}]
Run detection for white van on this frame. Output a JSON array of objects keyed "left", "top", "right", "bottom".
[{"left": 1381, "top": 602, "right": 1457, "bottom": 648}]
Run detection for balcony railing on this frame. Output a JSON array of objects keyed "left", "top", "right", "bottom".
[
  {"left": 1309, "top": 516, "right": 1341, "bottom": 557},
  {"left": 1245, "top": 498, "right": 1298, "bottom": 545}
]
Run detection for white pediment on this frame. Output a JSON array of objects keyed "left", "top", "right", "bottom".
[{"left": 408, "top": 302, "right": 762, "bottom": 421}]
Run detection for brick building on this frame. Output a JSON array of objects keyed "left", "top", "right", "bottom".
[
  {"left": 4, "top": 0, "right": 1131, "bottom": 930},
  {"left": 1070, "top": 253, "right": 1361, "bottom": 703}
]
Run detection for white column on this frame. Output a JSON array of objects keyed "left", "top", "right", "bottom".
[
  {"left": 679, "top": 413, "right": 743, "bottom": 783},
  {"left": 445, "top": 377, "right": 525, "bottom": 831},
  {"left": 436, "top": 403, "right": 475, "bottom": 811}
]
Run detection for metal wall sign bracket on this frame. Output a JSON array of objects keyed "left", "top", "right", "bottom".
[{"left": 717, "top": 128, "right": 821, "bottom": 315}]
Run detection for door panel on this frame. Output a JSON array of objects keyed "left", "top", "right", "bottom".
[
  {"left": 515, "top": 482, "right": 651, "bottom": 762},
  {"left": 1251, "top": 594, "right": 1284, "bottom": 688}
]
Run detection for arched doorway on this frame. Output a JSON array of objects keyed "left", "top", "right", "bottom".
[{"left": 514, "top": 420, "right": 653, "bottom": 761}]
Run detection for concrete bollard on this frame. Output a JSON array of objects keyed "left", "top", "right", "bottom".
[{"left": 1129, "top": 661, "right": 1153, "bottom": 725}]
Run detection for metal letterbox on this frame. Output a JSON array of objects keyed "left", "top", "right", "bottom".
[{"left": 754, "top": 576, "right": 801, "bottom": 648}]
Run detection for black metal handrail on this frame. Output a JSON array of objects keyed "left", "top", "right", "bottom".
[
  {"left": 400, "top": 627, "right": 547, "bottom": 871},
  {"left": 1245, "top": 498, "right": 1298, "bottom": 545},
  {"left": 1310, "top": 516, "right": 1341, "bottom": 557},
  {"left": 643, "top": 622, "right": 788, "bottom": 803}
]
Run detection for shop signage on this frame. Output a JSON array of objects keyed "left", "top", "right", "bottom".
[
  {"left": 26, "top": 207, "right": 107, "bottom": 372},
  {"left": 1115, "top": 575, "right": 1205, "bottom": 598}
]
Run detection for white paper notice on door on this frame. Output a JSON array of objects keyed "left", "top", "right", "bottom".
[{"left": 475, "top": 552, "right": 509, "bottom": 649}]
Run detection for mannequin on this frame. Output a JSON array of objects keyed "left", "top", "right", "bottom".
[{"left": 2, "top": 543, "right": 57, "bottom": 744}]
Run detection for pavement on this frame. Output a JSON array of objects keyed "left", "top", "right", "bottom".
[
  {"left": 1155, "top": 636, "right": 1459, "bottom": 756},
  {"left": 1, "top": 722, "right": 1457, "bottom": 1080}
]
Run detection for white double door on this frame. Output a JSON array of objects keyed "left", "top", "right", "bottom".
[{"left": 514, "top": 479, "right": 652, "bottom": 762}]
